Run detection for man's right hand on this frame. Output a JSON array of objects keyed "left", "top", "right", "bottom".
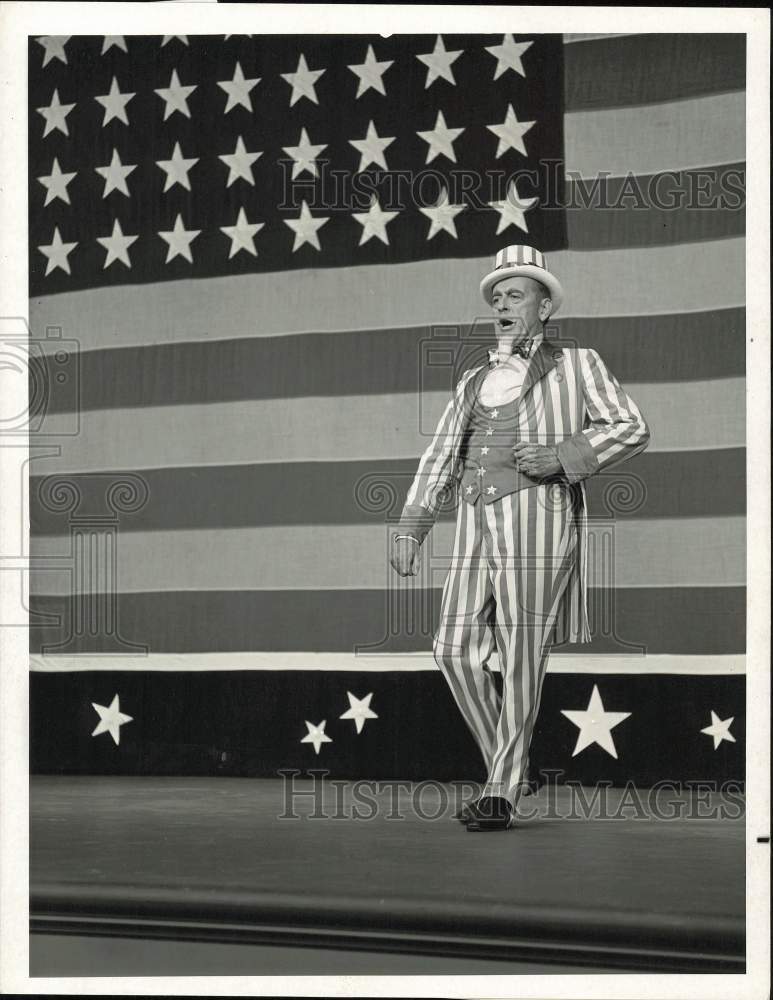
[{"left": 390, "top": 538, "right": 422, "bottom": 577}]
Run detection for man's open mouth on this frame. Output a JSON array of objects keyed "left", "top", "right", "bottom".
[{"left": 497, "top": 317, "right": 516, "bottom": 330}]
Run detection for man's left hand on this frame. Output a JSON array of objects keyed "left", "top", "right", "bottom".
[{"left": 513, "top": 442, "right": 562, "bottom": 479}]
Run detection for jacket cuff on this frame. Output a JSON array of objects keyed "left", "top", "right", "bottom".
[
  {"left": 555, "top": 434, "right": 600, "bottom": 483},
  {"left": 394, "top": 503, "right": 435, "bottom": 546}
]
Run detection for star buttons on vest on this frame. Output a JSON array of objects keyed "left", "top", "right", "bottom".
[
  {"left": 485, "top": 427, "right": 494, "bottom": 436},
  {"left": 481, "top": 446, "right": 489, "bottom": 455},
  {"left": 486, "top": 485, "right": 498, "bottom": 494},
  {"left": 476, "top": 468, "right": 486, "bottom": 477},
  {"left": 465, "top": 484, "right": 474, "bottom": 494},
  {"left": 489, "top": 409, "right": 499, "bottom": 418}
]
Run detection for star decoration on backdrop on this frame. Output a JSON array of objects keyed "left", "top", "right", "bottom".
[
  {"left": 282, "top": 127, "right": 328, "bottom": 179},
  {"left": 417, "top": 110, "right": 465, "bottom": 164},
  {"left": 38, "top": 227, "right": 77, "bottom": 276},
  {"left": 95, "top": 77, "right": 135, "bottom": 127},
  {"left": 487, "top": 104, "right": 536, "bottom": 158},
  {"left": 219, "top": 135, "right": 262, "bottom": 186},
  {"left": 700, "top": 711, "right": 736, "bottom": 750},
  {"left": 347, "top": 44, "right": 393, "bottom": 98},
  {"left": 284, "top": 200, "right": 329, "bottom": 252},
  {"left": 221, "top": 208, "right": 264, "bottom": 258},
  {"left": 352, "top": 195, "right": 399, "bottom": 246},
  {"left": 419, "top": 186, "right": 466, "bottom": 240},
  {"left": 157, "top": 141, "right": 199, "bottom": 192},
  {"left": 339, "top": 692, "right": 378, "bottom": 734},
  {"left": 561, "top": 685, "right": 631, "bottom": 759},
  {"left": 159, "top": 214, "right": 201, "bottom": 263},
  {"left": 281, "top": 53, "right": 325, "bottom": 107},
  {"left": 37, "top": 89, "right": 75, "bottom": 138},
  {"left": 161, "top": 35, "right": 189, "bottom": 47},
  {"left": 217, "top": 61, "right": 261, "bottom": 113},
  {"left": 349, "top": 120, "right": 395, "bottom": 172},
  {"left": 91, "top": 694, "right": 133, "bottom": 746},
  {"left": 37, "top": 158, "right": 76, "bottom": 206},
  {"left": 490, "top": 179, "right": 538, "bottom": 234},
  {"left": 97, "top": 219, "right": 138, "bottom": 269},
  {"left": 485, "top": 34, "right": 533, "bottom": 79},
  {"left": 95, "top": 148, "right": 136, "bottom": 198},
  {"left": 101, "top": 36, "right": 127, "bottom": 54},
  {"left": 155, "top": 68, "right": 197, "bottom": 120},
  {"left": 36, "top": 36, "right": 70, "bottom": 67},
  {"left": 301, "top": 720, "right": 332, "bottom": 754},
  {"left": 416, "top": 35, "right": 463, "bottom": 88}
]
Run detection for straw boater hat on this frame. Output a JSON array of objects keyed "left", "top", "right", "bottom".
[{"left": 479, "top": 245, "right": 564, "bottom": 314}]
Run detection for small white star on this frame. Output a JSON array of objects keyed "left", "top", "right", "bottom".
[
  {"left": 161, "top": 35, "right": 188, "bottom": 47},
  {"left": 36, "top": 36, "right": 70, "bottom": 67},
  {"left": 487, "top": 104, "right": 536, "bottom": 158},
  {"left": 284, "top": 200, "right": 329, "bottom": 252},
  {"left": 481, "top": 446, "right": 489, "bottom": 455},
  {"left": 281, "top": 52, "right": 325, "bottom": 107},
  {"left": 348, "top": 44, "right": 393, "bottom": 98},
  {"left": 219, "top": 135, "right": 262, "bottom": 186},
  {"left": 417, "top": 110, "right": 464, "bottom": 165},
  {"left": 352, "top": 195, "right": 399, "bottom": 246},
  {"left": 38, "top": 227, "right": 77, "bottom": 276},
  {"left": 485, "top": 427, "right": 494, "bottom": 436},
  {"left": 218, "top": 61, "right": 261, "bottom": 113},
  {"left": 95, "top": 148, "right": 136, "bottom": 198},
  {"left": 282, "top": 127, "right": 327, "bottom": 180},
  {"left": 349, "top": 120, "right": 395, "bottom": 173},
  {"left": 91, "top": 694, "right": 133, "bottom": 746},
  {"left": 486, "top": 485, "right": 498, "bottom": 494},
  {"left": 465, "top": 484, "right": 474, "bottom": 494},
  {"left": 37, "top": 89, "right": 75, "bottom": 138},
  {"left": 490, "top": 179, "right": 538, "bottom": 235},
  {"left": 301, "top": 720, "right": 332, "bottom": 754},
  {"left": 562, "top": 684, "right": 631, "bottom": 759},
  {"left": 101, "top": 36, "right": 127, "bottom": 54},
  {"left": 340, "top": 692, "right": 378, "bottom": 734},
  {"left": 97, "top": 218, "right": 138, "bottom": 269},
  {"left": 419, "top": 186, "right": 466, "bottom": 240},
  {"left": 155, "top": 68, "right": 196, "bottom": 120},
  {"left": 157, "top": 142, "right": 199, "bottom": 192},
  {"left": 485, "top": 34, "right": 533, "bottom": 80},
  {"left": 701, "top": 711, "right": 736, "bottom": 750},
  {"left": 37, "top": 158, "right": 76, "bottom": 206},
  {"left": 221, "top": 207, "right": 264, "bottom": 258},
  {"left": 476, "top": 468, "right": 486, "bottom": 477},
  {"left": 159, "top": 214, "right": 201, "bottom": 264},
  {"left": 489, "top": 409, "right": 499, "bottom": 418},
  {"left": 95, "top": 77, "right": 135, "bottom": 126},
  {"left": 416, "top": 35, "right": 463, "bottom": 88}
]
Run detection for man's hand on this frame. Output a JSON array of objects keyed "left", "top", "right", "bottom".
[
  {"left": 513, "top": 442, "right": 563, "bottom": 479},
  {"left": 390, "top": 537, "right": 422, "bottom": 577}
]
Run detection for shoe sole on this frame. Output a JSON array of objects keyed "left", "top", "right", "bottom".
[{"left": 466, "top": 816, "right": 515, "bottom": 832}]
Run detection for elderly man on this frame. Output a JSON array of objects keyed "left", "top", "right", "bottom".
[{"left": 390, "top": 245, "right": 650, "bottom": 831}]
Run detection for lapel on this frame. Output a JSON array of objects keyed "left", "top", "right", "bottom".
[{"left": 517, "top": 338, "right": 562, "bottom": 408}]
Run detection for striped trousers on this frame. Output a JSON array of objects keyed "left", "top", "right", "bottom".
[{"left": 433, "top": 484, "right": 581, "bottom": 806}]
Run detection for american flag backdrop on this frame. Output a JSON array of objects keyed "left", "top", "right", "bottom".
[{"left": 28, "top": 32, "right": 746, "bottom": 783}]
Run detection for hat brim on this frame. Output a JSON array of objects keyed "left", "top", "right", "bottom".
[{"left": 480, "top": 264, "right": 563, "bottom": 314}]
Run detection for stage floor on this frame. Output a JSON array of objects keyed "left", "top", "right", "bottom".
[{"left": 30, "top": 776, "right": 745, "bottom": 976}]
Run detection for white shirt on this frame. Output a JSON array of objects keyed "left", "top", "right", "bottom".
[{"left": 479, "top": 332, "right": 543, "bottom": 407}]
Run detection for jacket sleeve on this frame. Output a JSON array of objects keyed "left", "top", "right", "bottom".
[{"left": 554, "top": 348, "right": 650, "bottom": 483}]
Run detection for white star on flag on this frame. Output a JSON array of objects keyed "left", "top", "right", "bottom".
[
  {"left": 219, "top": 136, "right": 262, "bottom": 186},
  {"left": 282, "top": 127, "right": 327, "bottom": 180},
  {"left": 561, "top": 684, "right": 631, "bottom": 759},
  {"left": 95, "top": 77, "right": 135, "bottom": 127},
  {"left": 301, "top": 720, "right": 332, "bottom": 754},
  {"left": 38, "top": 227, "right": 77, "bottom": 276},
  {"left": 417, "top": 110, "right": 465, "bottom": 164},
  {"left": 37, "top": 89, "right": 75, "bottom": 138},
  {"left": 281, "top": 53, "right": 325, "bottom": 106},
  {"left": 419, "top": 186, "right": 466, "bottom": 240},
  {"left": 348, "top": 44, "right": 393, "bottom": 98},
  {"left": 91, "top": 694, "right": 133, "bottom": 746},
  {"left": 487, "top": 104, "right": 536, "bottom": 158},
  {"left": 417, "top": 35, "right": 463, "bottom": 88},
  {"left": 490, "top": 179, "right": 538, "bottom": 234},
  {"left": 284, "top": 201, "right": 329, "bottom": 252},
  {"left": 218, "top": 61, "right": 261, "bottom": 113},
  {"left": 37, "top": 158, "right": 76, "bottom": 206},
  {"left": 36, "top": 36, "right": 70, "bottom": 67},
  {"left": 97, "top": 219, "right": 138, "bottom": 269},
  {"left": 155, "top": 68, "right": 196, "bottom": 120},
  {"left": 159, "top": 214, "right": 201, "bottom": 264},
  {"left": 161, "top": 36, "right": 188, "bottom": 47},
  {"left": 349, "top": 120, "right": 395, "bottom": 173},
  {"left": 700, "top": 711, "right": 736, "bottom": 750},
  {"left": 221, "top": 208, "right": 264, "bottom": 258},
  {"left": 96, "top": 149, "right": 136, "bottom": 198},
  {"left": 101, "top": 36, "right": 127, "bottom": 54},
  {"left": 352, "top": 195, "right": 399, "bottom": 246},
  {"left": 339, "top": 692, "right": 378, "bottom": 734},
  {"left": 157, "top": 142, "right": 199, "bottom": 192},
  {"left": 486, "top": 34, "right": 533, "bottom": 79}
]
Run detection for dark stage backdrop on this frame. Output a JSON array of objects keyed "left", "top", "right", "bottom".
[{"left": 28, "top": 32, "right": 745, "bottom": 784}]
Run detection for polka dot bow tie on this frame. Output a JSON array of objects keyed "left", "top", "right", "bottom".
[{"left": 489, "top": 339, "right": 534, "bottom": 365}]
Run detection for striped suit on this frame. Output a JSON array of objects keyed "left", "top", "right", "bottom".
[{"left": 398, "top": 339, "right": 650, "bottom": 804}]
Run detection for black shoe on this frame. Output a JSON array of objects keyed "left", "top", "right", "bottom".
[
  {"left": 455, "top": 803, "right": 476, "bottom": 824},
  {"left": 466, "top": 795, "right": 514, "bottom": 832}
]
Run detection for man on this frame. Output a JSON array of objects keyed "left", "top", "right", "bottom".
[{"left": 390, "top": 245, "right": 650, "bottom": 831}]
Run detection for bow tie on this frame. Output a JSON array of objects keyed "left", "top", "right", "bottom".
[{"left": 489, "top": 340, "right": 533, "bottom": 366}]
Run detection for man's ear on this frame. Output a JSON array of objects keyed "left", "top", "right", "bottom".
[{"left": 539, "top": 297, "right": 552, "bottom": 322}]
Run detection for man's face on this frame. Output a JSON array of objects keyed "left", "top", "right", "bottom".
[{"left": 490, "top": 275, "right": 550, "bottom": 341}]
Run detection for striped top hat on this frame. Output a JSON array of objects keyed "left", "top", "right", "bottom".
[{"left": 480, "top": 245, "right": 563, "bottom": 313}]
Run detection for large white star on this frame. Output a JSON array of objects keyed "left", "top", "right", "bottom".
[
  {"left": 155, "top": 68, "right": 196, "bottom": 120},
  {"left": 159, "top": 214, "right": 200, "bottom": 264},
  {"left": 349, "top": 120, "right": 395, "bottom": 173},
  {"left": 281, "top": 53, "right": 325, "bottom": 106},
  {"left": 37, "top": 158, "right": 76, "bottom": 206},
  {"left": 161, "top": 35, "right": 188, "bottom": 47},
  {"left": 489, "top": 179, "right": 538, "bottom": 234},
  {"left": 417, "top": 110, "right": 464, "bottom": 164},
  {"left": 487, "top": 104, "right": 536, "bottom": 158},
  {"left": 417, "top": 35, "right": 463, "bottom": 88},
  {"left": 102, "top": 36, "right": 127, "bottom": 54},
  {"left": 348, "top": 44, "right": 393, "bottom": 98},
  {"left": 339, "top": 692, "right": 378, "bottom": 734},
  {"left": 485, "top": 34, "right": 533, "bottom": 79},
  {"left": 282, "top": 127, "right": 327, "bottom": 180},
  {"left": 36, "top": 36, "right": 70, "bottom": 67},
  {"left": 37, "top": 89, "right": 75, "bottom": 138},
  {"left": 95, "top": 76, "right": 135, "bottom": 126},
  {"left": 700, "top": 711, "right": 736, "bottom": 750},
  {"left": 219, "top": 135, "right": 262, "bottom": 186},
  {"left": 38, "top": 227, "right": 77, "bottom": 276},
  {"left": 97, "top": 218, "right": 138, "bottom": 269},
  {"left": 221, "top": 207, "right": 264, "bottom": 258},
  {"left": 95, "top": 148, "right": 136, "bottom": 198},
  {"left": 284, "top": 200, "right": 329, "bottom": 252},
  {"left": 157, "top": 142, "right": 199, "bottom": 192},
  {"left": 419, "top": 186, "right": 466, "bottom": 240},
  {"left": 218, "top": 61, "right": 261, "bottom": 113},
  {"left": 352, "top": 195, "right": 399, "bottom": 247},
  {"left": 561, "top": 685, "right": 631, "bottom": 759},
  {"left": 301, "top": 720, "right": 332, "bottom": 755},
  {"left": 91, "top": 694, "right": 133, "bottom": 746}
]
